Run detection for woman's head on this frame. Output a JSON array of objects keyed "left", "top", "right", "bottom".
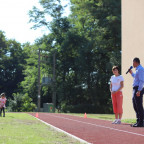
[{"left": 112, "top": 66, "right": 120, "bottom": 76}]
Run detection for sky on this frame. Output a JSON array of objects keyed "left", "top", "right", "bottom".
[{"left": 0, "top": 0, "right": 70, "bottom": 44}]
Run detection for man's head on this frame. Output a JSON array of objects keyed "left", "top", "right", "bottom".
[{"left": 133, "top": 57, "right": 140, "bottom": 68}]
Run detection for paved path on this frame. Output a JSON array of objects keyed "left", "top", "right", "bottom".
[{"left": 29, "top": 113, "right": 144, "bottom": 144}]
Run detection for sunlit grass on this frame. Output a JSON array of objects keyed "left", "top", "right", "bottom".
[
  {"left": 65, "top": 113, "right": 114, "bottom": 120},
  {"left": 0, "top": 113, "right": 81, "bottom": 144},
  {"left": 64, "top": 113, "right": 136, "bottom": 124}
]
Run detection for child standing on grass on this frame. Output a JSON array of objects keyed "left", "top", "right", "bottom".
[{"left": 0, "top": 93, "right": 7, "bottom": 117}]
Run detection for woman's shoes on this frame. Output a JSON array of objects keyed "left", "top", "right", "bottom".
[{"left": 112, "top": 119, "right": 121, "bottom": 124}]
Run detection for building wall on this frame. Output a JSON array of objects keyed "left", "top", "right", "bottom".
[{"left": 122, "top": 0, "right": 144, "bottom": 119}]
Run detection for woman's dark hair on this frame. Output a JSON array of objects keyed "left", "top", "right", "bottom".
[
  {"left": 133, "top": 57, "right": 140, "bottom": 64},
  {"left": 112, "top": 66, "right": 120, "bottom": 73},
  {"left": 1, "top": 93, "right": 5, "bottom": 97}
]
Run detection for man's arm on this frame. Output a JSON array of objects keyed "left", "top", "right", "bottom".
[
  {"left": 136, "top": 80, "right": 144, "bottom": 96},
  {"left": 136, "top": 69, "right": 144, "bottom": 96},
  {"left": 138, "top": 69, "right": 144, "bottom": 91},
  {"left": 129, "top": 70, "right": 135, "bottom": 77}
]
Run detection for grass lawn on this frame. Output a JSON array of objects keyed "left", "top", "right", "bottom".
[
  {"left": 65, "top": 113, "right": 114, "bottom": 120},
  {"left": 65, "top": 113, "right": 136, "bottom": 124},
  {"left": 0, "top": 113, "right": 81, "bottom": 144}
]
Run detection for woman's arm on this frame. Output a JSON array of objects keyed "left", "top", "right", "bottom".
[{"left": 110, "top": 82, "right": 112, "bottom": 92}]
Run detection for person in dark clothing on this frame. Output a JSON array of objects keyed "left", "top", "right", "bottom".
[{"left": 129, "top": 57, "right": 144, "bottom": 127}]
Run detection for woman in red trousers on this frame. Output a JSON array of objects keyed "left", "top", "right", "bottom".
[{"left": 110, "top": 66, "right": 124, "bottom": 124}]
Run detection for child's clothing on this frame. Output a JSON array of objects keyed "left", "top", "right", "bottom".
[
  {"left": 0, "top": 97, "right": 7, "bottom": 117},
  {"left": 0, "top": 107, "right": 5, "bottom": 117},
  {"left": 0, "top": 97, "right": 6, "bottom": 107}
]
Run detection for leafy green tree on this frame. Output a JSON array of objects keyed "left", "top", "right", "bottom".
[
  {"left": 21, "top": 93, "right": 36, "bottom": 112},
  {"left": 20, "top": 44, "right": 39, "bottom": 103},
  {"left": 27, "top": 0, "right": 121, "bottom": 113},
  {"left": 0, "top": 31, "right": 8, "bottom": 56},
  {"left": 0, "top": 32, "right": 26, "bottom": 97},
  {"left": 64, "top": 0, "right": 121, "bottom": 113},
  {"left": 7, "top": 93, "right": 36, "bottom": 112},
  {"left": 20, "top": 41, "right": 54, "bottom": 108}
]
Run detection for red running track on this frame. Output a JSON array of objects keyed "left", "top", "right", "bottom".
[{"left": 29, "top": 113, "right": 144, "bottom": 144}]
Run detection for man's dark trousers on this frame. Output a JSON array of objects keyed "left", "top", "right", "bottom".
[{"left": 132, "top": 86, "right": 144, "bottom": 125}]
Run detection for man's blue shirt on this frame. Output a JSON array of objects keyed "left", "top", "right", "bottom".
[{"left": 131, "top": 64, "right": 144, "bottom": 91}]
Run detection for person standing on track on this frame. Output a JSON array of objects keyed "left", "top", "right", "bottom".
[
  {"left": 129, "top": 57, "right": 144, "bottom": 127},
  {"left": 110, "top": 66, "right": 124, "bottom": 124}
]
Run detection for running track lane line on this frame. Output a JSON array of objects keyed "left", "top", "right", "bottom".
[
  {"left": 30, "top": 114, "right": 91, "bottom": 144},
  {"left": 44, "top": 113, "right": 144, "bottom": 137}
]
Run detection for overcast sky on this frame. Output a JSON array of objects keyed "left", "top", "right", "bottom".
[{"left": 0, "top": 0, "right": 70, "bottom": 44}]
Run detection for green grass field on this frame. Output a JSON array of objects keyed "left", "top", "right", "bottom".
[
  {"left": 65, "top": 113, "right": 136, "bottom": 124},
  {"left": 0, "top": 113, "right": 136, "bottom": 144},
  {"left": 0, "top": 113, "right": 81, "bottom": 144},
  {"left": 65, "top": 113, "right": 115, "bottom": 120}
]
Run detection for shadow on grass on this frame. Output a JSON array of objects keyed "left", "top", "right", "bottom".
[{"left": 8, "top": 116, "right": 15, "bottom": 118}]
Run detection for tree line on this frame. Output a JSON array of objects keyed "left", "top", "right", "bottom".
[{"left": 0, "top": 0, "right": 121, "bottom": 113}]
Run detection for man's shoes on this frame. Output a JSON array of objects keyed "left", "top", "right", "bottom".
[
  {"left": 131, "top": 122, "right": 143, "bottom": 127},
  {"left": 131, "top": 123, "right": 137, "bottom": 127}
]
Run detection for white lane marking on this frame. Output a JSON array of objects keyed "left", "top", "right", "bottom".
[
  {"left": 30, "top": 114, "right": 92, "bottom": 144},
  {"left": 44, "top": 113, "right": 144, "bottom": 137}
]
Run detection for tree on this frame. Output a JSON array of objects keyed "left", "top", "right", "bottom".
[
  {"left": 0, "top": 31, "right": 26, "bottom": 97},
  {"left": 7, "top": 93, "right": 36, "bottom": 112},
  {"left": 27, "top": 0, "right": 121, "bottom": 113}
]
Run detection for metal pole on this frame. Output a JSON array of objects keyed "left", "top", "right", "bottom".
[
  {"left": 52, "top": 52, "right": 56, "bottom": 112},
  {"left": 38, "top": 48, "right": 41, "bottom": 112}
]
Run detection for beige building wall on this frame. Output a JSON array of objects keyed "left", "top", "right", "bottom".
[{"left": 122, "top": 0, "right": 144, "bottom": 119}]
